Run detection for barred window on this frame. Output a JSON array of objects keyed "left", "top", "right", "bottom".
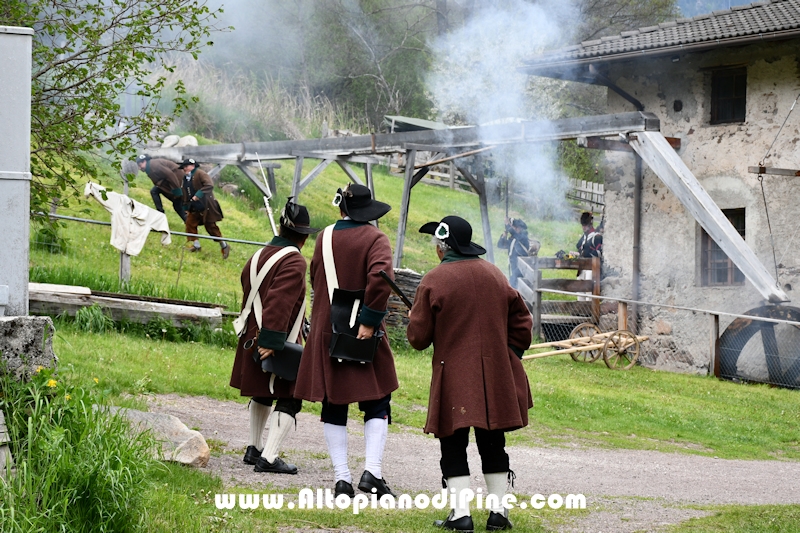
[
  {"left": 711, "top": 67, "right": 746, "bottom": 124},
  {"left": 701, "top": 208, "right": 745, "bottom": 286}
]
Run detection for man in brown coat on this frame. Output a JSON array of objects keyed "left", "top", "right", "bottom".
[
  {"left": 177, "top": 158, "right": 230, "bottom": 259},
  {"left": 407, "top": 215, "right": 533, "bottom": 532},
  {"left": 230, "top": 199, "right": 319, "bottom": 474},
  {"left": 294, "top": 183, "right": 398, "bottom": 499},
  {"left": 136, "top": 154, "right": 187, "bottom": 221}
]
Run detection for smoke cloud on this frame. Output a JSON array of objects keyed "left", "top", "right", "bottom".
[{"left": 426, "top": 0, "right": 581, "bottom": 222}]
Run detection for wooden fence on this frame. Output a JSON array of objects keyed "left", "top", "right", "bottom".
[{"left": 567, "top": 178, "right": 604, "bottom": 210}]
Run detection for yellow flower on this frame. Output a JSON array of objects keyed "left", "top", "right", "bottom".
[
  {"left": 65, "top": 394, "right": 71, "bottom": 400},
  {"left": 93, "top": 377, "right": 99, "bottom": 384},
  {"left": 47, "top": 379, "right": 57, "bottom": 388},
  {"left": 35, "top": 365, "right": 44, "bottom": 374}
]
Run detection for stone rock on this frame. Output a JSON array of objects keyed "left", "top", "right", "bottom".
[
  {"left": 221, "top": 183, "right": 240, "bottom": 196},
  {"left": 111, "top": 407, "right": 209, "bottom": 467},
  {"left": 0, "top": 316, "right": 58, "bottom": 380},
  {"left": 161, "top": 135, "right": 181, "bottom": 148},
  {"left": 655, "top": 320, "right": 672, "bottom": 335},
  {"left": 176, "top": 135, "right": 198, "bottom": 147}
]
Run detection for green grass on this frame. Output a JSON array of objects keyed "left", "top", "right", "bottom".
[
  {"left": 670, "top": 505, "right": 800, "bottom": 532},
  {"left": 52, "top": 322, "right": 800, "bottom": 461},
  {"left": 30, "top": 158, "right": 582, "bottom": 309}
]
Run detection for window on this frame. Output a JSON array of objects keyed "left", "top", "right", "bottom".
[
  {"left": 701, "top": 208, "right": 745, "bottom": 286},
  {"left": 710, "top": 67, "right": 746, "bottom": 124}
]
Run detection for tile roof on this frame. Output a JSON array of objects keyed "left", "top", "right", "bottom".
[{"left": 522, "top": 0, "right": 800, "bottom": 71}]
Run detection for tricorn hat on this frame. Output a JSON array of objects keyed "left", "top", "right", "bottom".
[
  {"left": 419, "top": 215, "right": 486, "bottom": 256},
  {"left": 177, "top": 158, "right": 198, "bottom": 169},
  {"left": 280, "top": 197, "right": 320, "bottom": 235},
  {"left": 332, "top": 184, "right": 391, "bottom": 222}
]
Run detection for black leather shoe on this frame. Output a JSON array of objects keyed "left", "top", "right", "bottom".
[
  {"left": 243, "top": 445, "right": 261, "bottom": 465},
  {"left": 434, "top": 510, "right": 474, "bottom": 532},
  {"left": 357, "top": 470, "right": 396, "bottom": 497},
  {"left": 334, "top": 480, "right": 355, "bottom": 497},
  {"left": 254, "top": 456, "right": 298, "bottom": 474},
  {"left": 486, "top": 511, "right": 513, "bottom": 531}
]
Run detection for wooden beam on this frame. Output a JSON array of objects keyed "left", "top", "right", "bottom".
[
  {"left": 410, "top": 167, "right": 430, "bottom": 188},
  {"left": 540, "top": 279, "right": 594, "bottom": 292},
  {"left": 578, "top": 136, "right": 681, "bottom": 152},
  {"left": 629, "top": 131, "right": 788, "bottom": 303},
  {"left": 336, "top": 160, "right": 365, "bottom": 186},
  {"left": 475, "top": 156, "right": 494, "bottom": 264},
  {"left": 414, "top": 146, "right": 496, "bottom": 169},
  {"left": 394, "top": 149, "right": 416, "bottom": 268},
  {"left": 747, "top": 166, "right": 800, "bottom": 177},
  {"left": 147, "top": 112, "right": 661, "bottom": 163},
  {"left": 236, "top": 164, "right": 272, "bottom": 198},
  {"left": 295, "top": 159, "right": 334, "bottom": 196},
  {"left": 291, "top": 156, "right": 304, "bottom": 197}
]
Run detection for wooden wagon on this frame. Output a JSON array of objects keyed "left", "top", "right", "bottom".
[{"left": 522, "top": 302, "right": 649, "bottom": 370}]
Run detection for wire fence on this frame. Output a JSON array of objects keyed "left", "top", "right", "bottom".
[{"left": 536, "top": 289, "right": 800, "bottom": 389}]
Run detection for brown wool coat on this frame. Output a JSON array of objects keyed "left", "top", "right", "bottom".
[
  {"left": 182, "top": 168, "right": 223, "bottom": 224},
  {"left": 293, "top": 223, "right": 399, "bottom": 405},
  {"left": 145, "top": 158, "right": 183, "bottom": 199},
  {"left": 230, "top": 244, "right": 307, "bottom": 398},
  {"left": 406, "top": 257, "right": 533, "bottom": 439}
]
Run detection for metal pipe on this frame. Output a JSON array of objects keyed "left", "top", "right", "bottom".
[
  {"left": 40, "top": 213, "right": 268, "bottom": 246},
  {"left": 632, "top": 153, "right": 642, "bottom": 327},
  {"left": 538, "top": 288, "right": 800, "bottom": 328}
]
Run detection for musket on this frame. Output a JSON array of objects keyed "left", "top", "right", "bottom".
[
  {"left": 255, "top": 152, "right": 278, "bottom": 237},
  {"left": 379, "top": 270, "right": 413, "bottom": 309}
]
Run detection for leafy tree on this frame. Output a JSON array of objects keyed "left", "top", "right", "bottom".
[{"left": 0, "top": 0, "right": 226, "bottom": 215}]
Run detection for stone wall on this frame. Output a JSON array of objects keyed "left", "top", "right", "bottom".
[
  {"left": 598, "top": 40, "right": 800, "bottom": 373},
  {"left": 384, "top": 269, "right": 422, "bottom": 328},
  {"left": 0, "top": 316, "right": 58, "bottom": 380}
]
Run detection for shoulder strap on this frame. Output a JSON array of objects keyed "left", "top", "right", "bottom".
[
  {"left": 238, "top": 247, "right": 296, "bottom": 332},
  {"left": 322, "top": 224, "right": 338, "bottom": 303}
]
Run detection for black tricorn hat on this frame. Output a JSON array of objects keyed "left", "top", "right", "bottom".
[
  {"left": 332, "top": 184, "right": 391, "bottom": 222},
  {"left": 280, "top": 197, "right": 320, "bottom": 235},
  {"left": 177, "top": 157, "right": 198, "bottom": 169},
  {"left": 419, "top": 215, "right": 486, "bottom": 256}
]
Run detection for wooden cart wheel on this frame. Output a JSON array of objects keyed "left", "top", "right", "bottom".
[
  {"left": 603, "top": 330, "right": 640, "bottom": 370},
  {"left": 569, "top": 322, "right": 603, "bottom": 363}
]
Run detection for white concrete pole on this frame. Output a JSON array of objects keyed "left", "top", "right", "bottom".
[{"left": 0, "top": 27, "right": 33, "bottom": 316}]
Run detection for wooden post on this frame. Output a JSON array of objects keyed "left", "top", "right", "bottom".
[
  {"left": 291, "top": 156, "right": 304, "bottom": 197},
  {"left": 591, "top": 255, "right": 601, "bottom": 322},
  {"left": 266, "top": 167, "right": 277, "bottom": 197},
  {"left": 532, "top": 259, "right": 542, "bottom": 339},
  {"left": 475, "top": 157, "right": 495, "bottom": 264},
  {"left": 710, "top": 313, "right": 720, "bottom": 377},
  {"left": 366, "top": 163, "right": 375, "bottom": 198},
  {"left": 617, "top": 301, "right": 628, "bottom": 331},
  {"left": 394, "top": 149, "right": 416, "bottom": 268},
  {"left": 449, "top": 161, "right": 455, "bottom": 189},
  {"left": 119, "top": 252, "right": 131, "bottom": 284}
]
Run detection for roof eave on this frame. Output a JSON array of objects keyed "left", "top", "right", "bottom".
[{"left": 521, "top": 28, "right": 800, "bottom": 79}]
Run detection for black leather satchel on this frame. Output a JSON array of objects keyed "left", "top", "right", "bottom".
[
  {"left": 252, "top": 342, "right": 303, "bottom": 381},
  {"left": 329, "top": 288, "right": 382, "bottom": 363}
]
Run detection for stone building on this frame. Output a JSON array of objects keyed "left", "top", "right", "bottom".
[{"left": 523, "top": 0, "right": 800, "bottom": 376}]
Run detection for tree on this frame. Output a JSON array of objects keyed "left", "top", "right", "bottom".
[{"left": 0, "top": 0, "right": 226, "bottom": 215}]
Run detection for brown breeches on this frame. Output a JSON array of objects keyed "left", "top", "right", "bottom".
[{"left": 185, "top": 212, "right": 222, "bottom": 242}]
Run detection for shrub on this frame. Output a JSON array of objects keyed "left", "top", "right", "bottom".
[
  {"left": 0, "top": 368, "right": 158, "bottom": 533},
  {"left": 31, "top": 223, "right": 69, "bottom": 254}
]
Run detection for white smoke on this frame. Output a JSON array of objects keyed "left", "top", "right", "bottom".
[{"left": 427, "top": 0, "right": 580, "bottom": 221}]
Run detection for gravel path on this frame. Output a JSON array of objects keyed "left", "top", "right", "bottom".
[{"left": 148, "top": 394, "right": 800, "bottom": 532}]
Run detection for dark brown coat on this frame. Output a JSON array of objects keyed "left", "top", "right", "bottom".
[
  {"left": 145, "top": 158, "right": 183, "bottom": 199},
  {"left": 182, "top": 167, "right": 223, "bottom": 224},
  {"left": 406, "top": 257, "right": 533, "bottom": 439},
  {"left": 230, "top": 243, "right": 307, "bottom": 398},
  {"left": 293, "top": 222, "right": 398, "bottom": 404}
]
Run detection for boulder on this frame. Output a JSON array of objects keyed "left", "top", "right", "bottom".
[
  {"left": 176, "top": 135, "right": 198, "bottom": 147},
  {"left": 162, "top": 135, "right": 181, "bottom": 148},
  {"left": 112, "top": 407, "right": 210, "bottom": 467},
  {"left": 221, "top": 183, "right": 240, "bottom": 196},
  {"left": 0, "top": 316, "right": 58, "bottom": 380}
]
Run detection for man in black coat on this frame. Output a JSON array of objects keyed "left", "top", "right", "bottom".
[{"left": 136, "top": 154, "right": 187, "bottom": 221}]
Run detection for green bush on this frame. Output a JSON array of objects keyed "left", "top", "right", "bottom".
[
  {"left": 31, "top": 222, "right": 69, "bottom": 255},
  {"left": 0, "top": 368, "right": 159, "bottom": 533}
]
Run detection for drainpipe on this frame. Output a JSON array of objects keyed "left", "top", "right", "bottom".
[{"left": 0, "top": 27, "right": 33, "bottom": 317}]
